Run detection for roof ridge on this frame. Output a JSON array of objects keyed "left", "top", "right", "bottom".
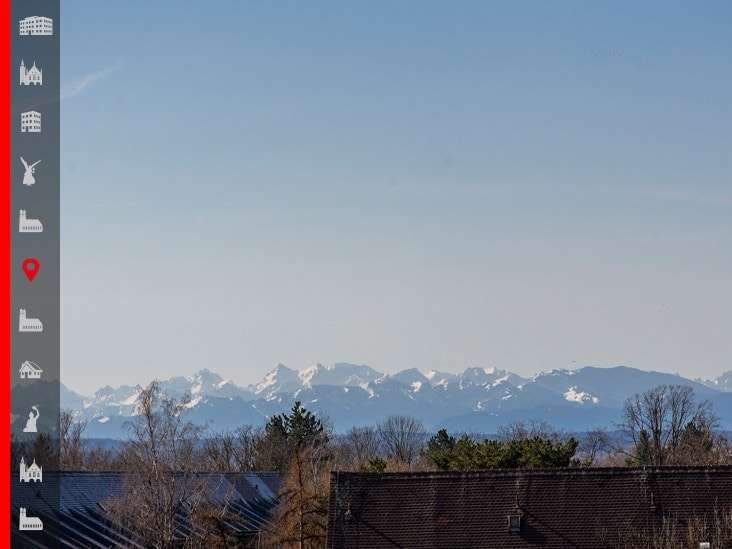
[{"left": 331, "top": 465, "right": 732, "bottom": 480}]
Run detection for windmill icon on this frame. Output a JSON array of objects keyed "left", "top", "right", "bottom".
[{"left": 20, "top": 157, "right": 41, "bottom": 186}]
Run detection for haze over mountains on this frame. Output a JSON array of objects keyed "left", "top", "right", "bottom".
[{"left": 61, "top": 364, "right": 732, "bottom": 438}]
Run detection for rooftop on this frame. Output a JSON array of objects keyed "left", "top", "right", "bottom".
[
  {"left": 12, "top": 471, "right": 280, "bottom": 548},
  {"left": 327, "top": 466, "right": 732, "bottom": 548}
]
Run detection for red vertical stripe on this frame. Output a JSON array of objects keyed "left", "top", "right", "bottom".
[{"left": 1, "top": 0, "right": 10, "bottom": 543}]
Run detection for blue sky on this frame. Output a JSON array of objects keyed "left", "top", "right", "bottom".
[{"left": 61, "top": 1, "right": 732, "bottom": 393}]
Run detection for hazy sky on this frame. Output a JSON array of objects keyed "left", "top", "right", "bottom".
[{"left": 61, "top": 1, "right": 732, "bottom": 394}]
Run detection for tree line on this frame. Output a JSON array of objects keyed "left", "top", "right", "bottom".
[{"left": 11, "top": 382, "right": 732, "bottom": 548}]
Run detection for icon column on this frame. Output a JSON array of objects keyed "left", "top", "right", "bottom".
[{"left": 11, "top": 0, "right": 60, "bottom": 540}]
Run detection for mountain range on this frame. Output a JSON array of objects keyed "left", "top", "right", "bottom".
[{"left": 61, "top": 363, "right": 732, "bottom": 439}]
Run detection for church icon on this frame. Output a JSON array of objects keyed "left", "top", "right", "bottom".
[
  {"left": 19, "top": 360, "right": 43, "bottom": 380},
  {"left": 19, "top": 508, "right": 43, "bottom": 531},
  {"left": 19, "top": 309, "right": 43, "bottom": 333},
  {"left": 19, "top": 209, "right": 43, "bottom": 233},
  {"left": 19, "top": 456, "right": 42, "bottom": 483},
  {"left": 19, "top": 60, "right": 42, "bottom": 86}
]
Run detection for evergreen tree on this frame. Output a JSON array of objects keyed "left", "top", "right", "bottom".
[
  {"left": 284, "top": 401, "right": 326, "bottom": 448},
  {"left": 258, "top": 402, "right": 327, "bottom": 471},
  {"left": 264, "top": 401, "right": 326, "bottom": 449},
  {"left": 426, "top": 430, "right": 578, "bottom": 470},
  {"left": 633, "top": 430, "right": 653, "bottom": 466},
  {"left": 425, "top": 429, "right": 456, "bottom": 470}
]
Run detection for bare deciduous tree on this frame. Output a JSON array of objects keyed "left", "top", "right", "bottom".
[
  {"left": 578, "top": 428, "right": 612, "bottom": 466},
  {"left": 609, "top": 506, "right": 732, "bottom": 549},
  {"left": 107, "top": 381, "right": 210, "bottom": 548},
  {"left": 60, "top": 409, "right": 87, "bottom": 470},
  {"left": 621, "top": 385, "right": 717, "bottom": 466},
  {"left": 201, "top": 426, "right": 260, "bottom": 472},
  {"left": 498, "top": 420, "right": 562, "bottom": 442},
  {"left": 378, "top": 416, "right": 426, "bottom": 466},
  {"left": 344, "top": 426, "right": 381, "bottom": 468}
]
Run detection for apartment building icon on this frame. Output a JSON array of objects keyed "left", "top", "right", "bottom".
[
  {"left": 19, "top": 16, "right": 53, "bottom": 36},
  {"left": 20, "top": 111, "right": 41, "bottom": 133},
  {"left": 19, "top": 60, "right": 42, "bottom": 86}
]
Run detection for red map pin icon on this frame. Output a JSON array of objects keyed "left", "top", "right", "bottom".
[{"left": 22, "top": 258, "right": 40, "bottom": 282}]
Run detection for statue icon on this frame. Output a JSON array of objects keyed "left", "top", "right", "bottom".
[
  {"left": 23, "top": 406, "right": 39, "bottom": 433},
  {"left": 20, "top": 157, "right": 41, "bottom": 186}
]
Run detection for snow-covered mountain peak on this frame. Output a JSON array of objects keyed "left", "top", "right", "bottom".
[
  {"left": 389, "top": 368, "right": 429, "bottom": 388},
  {"left": 458, "top": 367, "right": 525, "bottom": 390},
  {"left": 297, "top": 362, "right": 381, "bottom": 389},
  {"left": 59, "top": 364, "right": 732, "bottom": 440},
  {"left": 533, "top": 368, "right": 577, "bottom": 381},
  {"left": 254, "top": 363, "right": 300, "bottom": 398},
  {"left": 701, "top": 371, "right": 732, "bottom": 392}
]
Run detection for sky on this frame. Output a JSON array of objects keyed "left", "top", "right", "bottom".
[{"left": 60, "top": 1, "right": 732, "bottom": 394}]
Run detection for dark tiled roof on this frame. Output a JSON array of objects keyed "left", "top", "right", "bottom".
[
  {"left": 12, "top": 471, "right": 280, "bottom": 548},
  {"left": 327, "top": 466, "right": 732, "bottom": 548}
]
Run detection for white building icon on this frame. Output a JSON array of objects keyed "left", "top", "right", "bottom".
[
  {"left": 19, "top": 16, "right": 53, "bottom": 36},
  {"left": 19, "top": 210, "right": 43, "bottom": 233},
  {"left": 19, "top": 457, "right": 42, "bottom": 483},
  {"left": 19, "top": 508, "right": 43, "bottom": 531},
  {"left": 19, "top": 360, "right": 43, "bottom": 380},
  {"left": 19, "top": 309, "right": 43, "bottom": 333},
  {"left": 19, "top": 60, "right": 42, "bottom": 86},
  {"left": 20, "top": 111, "right": 41, "bottom": 133}
]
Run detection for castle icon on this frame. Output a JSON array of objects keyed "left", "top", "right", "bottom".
[
  {"left": 19, "top": 209, "right": 43, "bottom": 233},
  {"left": 19, "top": 60, "right": 42, "bottom": 86},
  {"left": 20, "top": 110, "right": 41, "bottom": 133},
  {"left": 19, "top": 456, "right": 42, "bottom": 483},
  {"left": 19, "top": 360, "right": 43, "bottom": 380},
  {"left": 19, "top": 309, "right": 43, "bottom": 333},
  {"left": 19, "top": 508, "right": 43, "bottom": 531}
]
